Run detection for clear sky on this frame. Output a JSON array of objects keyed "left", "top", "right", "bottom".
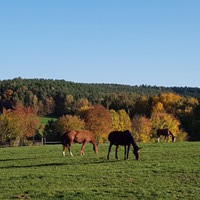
[{"left": 0, "top": 0, "right": 199, "bottom": 87}]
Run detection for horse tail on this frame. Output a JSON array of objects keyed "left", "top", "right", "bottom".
[
  {"left": 61, "top": 132, "right": 69, "bottom": 146},
  {"left": 108, "top": 132, "right": 114, "bottom": 142},
  {"left": 108, "top": 133, "right": 111, "bottom": 142}
]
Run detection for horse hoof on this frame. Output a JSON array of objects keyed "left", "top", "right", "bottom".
[{"left": 70, "top": 152, "right": 74, "bottom": 157}]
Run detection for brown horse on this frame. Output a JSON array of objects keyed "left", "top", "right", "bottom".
[
  {"left": 107, "top": 130, "right": 141, "bottom": 160},
  {"left": 62, "top": 130, "right": 98, "bottom": 156},
  {"left": 157, "top": 128, "right": 175, "bottom": 142}
]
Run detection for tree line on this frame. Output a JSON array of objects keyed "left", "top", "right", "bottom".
[{"left": 0, "top": 78, "right": 200, "bottom": 145}]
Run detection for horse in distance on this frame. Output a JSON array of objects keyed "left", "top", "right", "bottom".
[
  {"left": 107, "top": 130, "right": 141, "bottom": 160},
  {"left": 62, "top": 130, "right": 98, "bottom": 157},
  {"left": 157, "top": 128, "right": 175, "bottom": 142}
]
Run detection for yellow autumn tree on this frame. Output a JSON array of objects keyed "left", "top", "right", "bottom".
[
  {"left": 110, "top": 109, "right": 131, "bottom": 131},
  {"left": 153, "top": 93, "right": 182, "bottom": 114},
  {"left": 118, "top": 109, "right": 131, "bottom": 131},
  {"left": 187, "top": 97, "right": 199, "bottom": 106},
  {"left": 56, "top": 115, "right": 85, "bottom": 135},
  {"left": 110, "top": 109, "right": 120, "bottom": 131},
  {"left": 153, "top": 102, "right": 164, "bottom": 112},
  {"left": 132, "top": 115, "right": 152, "bottom": 142},
  {"left": 150, "top": 108, "right": 187, "bottom": 141},
  {"left": 76, "top": 98, "right": 91, "bottom": 111},
  {"left": 0, "top": 109, "right": 19, "bottom": 145}
]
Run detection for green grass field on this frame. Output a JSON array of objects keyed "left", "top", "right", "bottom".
[
  {"left": 0, "top": 142, "right": 200, "bottom": 200},
  {"left": 40, "top": 116, "right": 57, "bottom": 126}
]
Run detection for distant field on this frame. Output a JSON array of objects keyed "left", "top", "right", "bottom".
[
  {"left": 40, "top": 116, "right": 57, "bottom": 126},
  {"left": 0, "top": 142, "right": 199, "bottom": 200}
]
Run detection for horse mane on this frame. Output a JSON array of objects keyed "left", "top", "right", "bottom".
[{"left": 124, "top": 130, "right": 139, "bottom": 150}]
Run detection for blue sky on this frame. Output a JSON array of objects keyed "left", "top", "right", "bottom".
[{"left": 0, "top": 0, "right": 199, "bottom": 87}]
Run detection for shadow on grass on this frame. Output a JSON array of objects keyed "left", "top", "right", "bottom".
[
  {"left": 0, "top": 157, "right": 39, "bottom": 162},
  {"left": 0, "top": 157, "right": 124, "bottom": 169}
]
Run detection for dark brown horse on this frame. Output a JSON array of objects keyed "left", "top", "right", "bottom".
[
  {"left": 107, "top": 130, "right": 141, "bottom": 160},
  {"left": 62, "top": 130, "right": 98, "bottom": 156},
  {"left": 157, "top": 128, "right": 175, "bottom": 142}
]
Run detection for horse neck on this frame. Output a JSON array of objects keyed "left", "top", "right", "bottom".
[
  {"left": 169, "top": 131, "right": 174, "bottom": 137},
  {"left": 131, "top": 138, "right": 139, "bottom": 150}
]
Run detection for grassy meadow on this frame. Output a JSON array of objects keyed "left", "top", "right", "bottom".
[
  {"left": 0, "top": 142, "right": 199, "bottom": 200},
  {"left": 40, "top": 116, "right": 57, "bottom": 126}
]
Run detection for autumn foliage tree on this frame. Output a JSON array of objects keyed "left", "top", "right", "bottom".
[
  {"left": 110, "top": 109, "right": 120, "bottom": 131},
  {"left": 110, "top": 109, "right": 131, "bottom": 131},
  {"left": 132, "top": 115, "right": 152, "bottom": 142},
  {"left": 0, "top": 109, "right": 19, "bottom": 145},
  {"left": 12, "top": 103, "right": 40, "bottom": 144},
  {"left": 150, "top": 108, "right": 187, "bottom": 141},
  {"left": 43, "top": 115, "right": 85, "bottom": 141},
  {"left": 83, "top": 105, "right": 112, "bottom": 143},
  {"left": 118, "top": 109, "right": 131, "bottom": 131},
  {"left": 56, "top": 115, "right": 85, "bottom": 134},
  {"left": 153, "top": 93, "right": 182, "bottom": 114},
  {"left": 0, "top": 103, "right": 40, "bottom": 146}
]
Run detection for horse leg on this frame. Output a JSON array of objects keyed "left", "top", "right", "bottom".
[
  {"left": 158, "top": 137, "right": 160, "bottom": 142},
  {"left": 127, "top": 144, "right": 130, "bottom": 159},
  {"left": 62, "top": 145, "right": 66, "bottom": 156},
  {"left": 107, "top": 143, "right": 112, "bottom": 160},
  {"left": 68, "top": 142, "right": 74, "bottom": 157},
  {"left": 80, "top": 141, "right": 87, "bottom": 156},
  {"left": 124, "top": 145, "right": 127, "bottom": 160},
  {"left": 115, "top": 145, "right": 119, "bottom": 159},
  {"left": 164, "top": 135, "right": 167, "bottom": 142}
]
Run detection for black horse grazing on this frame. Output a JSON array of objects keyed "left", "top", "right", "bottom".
[
  {"left": 107, "top": 130, "right": 141, "bottom": 160},
  {"left": 157, "top": 128, "right": 175, "bottom": 142}
]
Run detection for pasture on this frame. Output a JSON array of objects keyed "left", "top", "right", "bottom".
[
  {"left": 40, "top": 116, "right": 57, "bottom": 126},
  {"left": 0, "top": 142, "right": 199, "bottom": 200}
]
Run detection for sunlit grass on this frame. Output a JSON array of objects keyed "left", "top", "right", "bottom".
[
  {"left": 0, "top": 142, "right": 199, "bottom": 199},
  {"left": 40, "top": 116, "right": 57, "bottom": 126}
]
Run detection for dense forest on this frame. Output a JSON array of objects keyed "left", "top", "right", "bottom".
[{"left": 0, "top": 78, "right": 200, "bottom": 144}]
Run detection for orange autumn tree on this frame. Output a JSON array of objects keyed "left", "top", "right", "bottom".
[
  {"left": 83, "top": 105, "right": 112, "bottom": 143},
  {"left": 12, "top": 103, "right": 40, "bottom": 145},
  {"left": 0, "top": 103, "right": 40, "bottom": 146}
]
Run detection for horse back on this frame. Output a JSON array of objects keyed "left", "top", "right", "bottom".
[
  {"left": 157, "top": 128, "right": 169, "bottom": 135},
  {"left": 108, "top": 130, "right": 133, "bottom": 145}
]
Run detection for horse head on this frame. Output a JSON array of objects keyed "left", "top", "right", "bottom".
[
  {"left": 133, "top": 147, "right": 141, "bottom": 160},
  {"left": 170, "top": 131, "right": 175, "bottom": 142},
  {"left": 172, "top": 136, "right": 176, "bottom": 142}
]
